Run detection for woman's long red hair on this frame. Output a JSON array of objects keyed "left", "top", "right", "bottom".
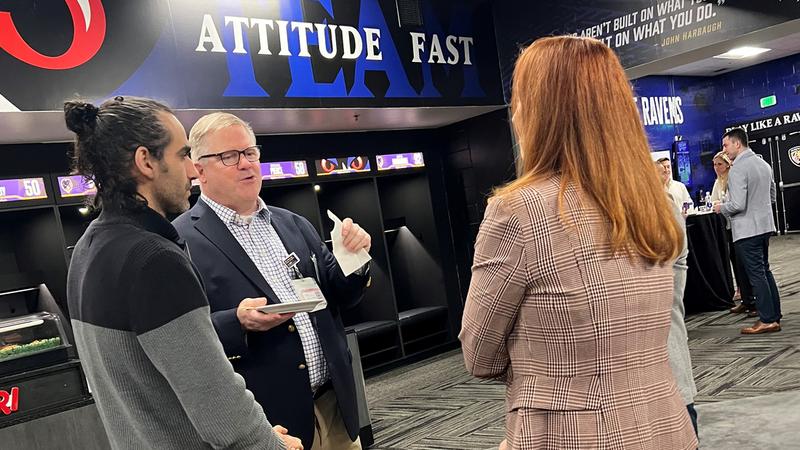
[{"left": 496, "top": 36, "right": 683, "bottom": 264}]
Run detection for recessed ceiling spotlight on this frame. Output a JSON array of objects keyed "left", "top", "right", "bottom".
[{"left": 713, "top": 46, "right": 771, "bottom": 59}]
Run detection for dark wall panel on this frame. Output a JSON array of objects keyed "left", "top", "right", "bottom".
[{"left": 441, "top": 109, "right": 516, "bottom": 304}]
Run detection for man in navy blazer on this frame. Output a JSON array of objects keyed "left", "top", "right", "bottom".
[{"left": 173, "top": 112, "right": 371, "bottom": 449}]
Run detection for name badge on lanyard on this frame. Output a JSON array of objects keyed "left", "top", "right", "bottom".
[{"left": 284, "top": 252, "right": 328, "bottom": 312}]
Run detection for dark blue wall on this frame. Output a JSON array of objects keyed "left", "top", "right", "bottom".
[
  {"left": 633, "top": 53, "right": 800, "bottom": 201},
  {"left": 492, "top": 0, "right": 800, "bottom": 102}
]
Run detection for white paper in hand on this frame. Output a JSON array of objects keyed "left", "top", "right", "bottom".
[{"left": 327, "top": 210, "right": 372, "bottom": 276}]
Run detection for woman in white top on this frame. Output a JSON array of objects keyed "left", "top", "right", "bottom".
[
  {"left": 711, "top": 151, "right": 748, "bottom": 306},
  {"left": 711, "top": 151, "right": 731, "bottom": 202}
]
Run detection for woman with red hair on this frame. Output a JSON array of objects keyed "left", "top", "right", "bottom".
[{"left": 460, "top": 36, "right": 697, "bottom": 450}]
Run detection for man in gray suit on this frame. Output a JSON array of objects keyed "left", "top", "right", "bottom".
[{"left": 713, "top": 128, "right": 781, "bottom": 334}]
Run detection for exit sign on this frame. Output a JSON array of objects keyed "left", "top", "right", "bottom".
[{"left": 760, "top": 95, "right": 777, "bottom": 108}]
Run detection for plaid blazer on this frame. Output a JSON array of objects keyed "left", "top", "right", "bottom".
[{"left": 460, "top": 177, "right": 698, "bottom": 450}]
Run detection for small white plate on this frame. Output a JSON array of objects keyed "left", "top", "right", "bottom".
[{"left": 251, "top": 299, "right": 323, "bottom": 315}]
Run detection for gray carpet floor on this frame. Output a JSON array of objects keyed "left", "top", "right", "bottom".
[{"left": 364, "top": 234, "right": 800, "bottom": 449}]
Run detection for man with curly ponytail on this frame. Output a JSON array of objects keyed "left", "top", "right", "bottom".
[{"left": 65, "top": 96, "right": 302, "bottom": 450}]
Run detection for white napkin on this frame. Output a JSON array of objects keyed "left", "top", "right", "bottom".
[{"left": 327, "top": 210, "right": 372, "bottom": 276}]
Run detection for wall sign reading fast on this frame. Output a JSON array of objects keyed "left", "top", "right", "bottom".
[
  {"left": 0, "top": 177, "right": 47, "bottom": 203},
  {"left": 376, "top": 152, "right": 425, "bottom": 171},
  {"left": 315, "top": 156, "right": 371, "bottom": 176},
  {"left": 260, "top": 161, "right": 309, "bottom": 181},
  {"left": 57, "top": 175, "right": 97, "bottom": 198}
]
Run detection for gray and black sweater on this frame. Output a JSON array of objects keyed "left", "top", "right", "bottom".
[{"left": 67, "top": 207, "right": 285, "bottom": 450}]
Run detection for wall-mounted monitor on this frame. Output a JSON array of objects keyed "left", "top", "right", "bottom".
[
  {"left": 315, "top": 156, "right": 371, "bottom": 176},
  {"left": 376, "top": 152, "right": 425, "bottom": 171},
  {"left": 56, "top": 175, "right": 97, "bottom": 198},
  {"left": 260, "top": 160, "right": 309, "bottom": 181},
  {"left": 672, "top": 140, "right": 692, "bottom": 186},
  {"left": 0, "top": 177, "right": 48, "bottom": 203}
]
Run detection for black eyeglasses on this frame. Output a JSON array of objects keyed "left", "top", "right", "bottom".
[{"left": 198, "top": 145, "right": 261, "bottom": 166}]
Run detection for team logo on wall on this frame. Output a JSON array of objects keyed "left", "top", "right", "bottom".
[
  {"left": 0, "top": 0, "right": 171, "bottom": 111},
  {"left": 0, "top": 0, "right": 106, "bottom": 69},
  {"left": 60, "top": 177, "right": 76, "bottom": 194},
  {"left": 789, "top": 146, "right": 800, "bottom": 168}
]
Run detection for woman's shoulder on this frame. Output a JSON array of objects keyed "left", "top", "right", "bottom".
[
  {"left": 500, "top": 176, "right": 559, "bottom": 203},
  {"left": 491, "top": 176, "right": 562, "bottom": 222}
]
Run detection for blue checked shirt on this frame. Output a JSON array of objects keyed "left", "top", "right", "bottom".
[{"left": 201, "top": 194, "right": 329, "bottom": 390}]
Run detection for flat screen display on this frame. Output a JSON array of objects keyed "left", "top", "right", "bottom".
[
  {"left": 315, "top": 156, "right": 371, "bottom": 176},
  {"left": 56, "top": 175, "right": 97, "bottom": 198},
  {"left": 673, "top": 140, "right": 692, "bottom": 186},
  {"left": 0, "top": 177, "right": 48, "bottom": 203},
  {"left": 376, "top": 152, "right": 425, "bottom": 171},
  {"left": 260, "top": 160, "right": 309, "bottom": 180}
]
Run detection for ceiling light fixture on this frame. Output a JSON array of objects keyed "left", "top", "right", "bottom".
[{"left": 713, "top": 46, "right": 771, "bottom": 60}]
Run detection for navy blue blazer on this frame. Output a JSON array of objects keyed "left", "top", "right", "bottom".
[{"left": 173, "top": 198, "right": 368, "bottom": 448}]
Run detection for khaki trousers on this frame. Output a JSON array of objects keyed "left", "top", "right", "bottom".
[{"left": 311, "top": 388, "right": 361, "bottom": 450}]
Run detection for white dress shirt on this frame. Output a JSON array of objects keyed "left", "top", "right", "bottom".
[{"left": 666, "top": 179, "right": 693, "bottom": 210}]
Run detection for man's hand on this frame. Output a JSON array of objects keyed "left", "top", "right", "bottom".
[
  {"left": 273, "top": 425, "right": 303, "bottom": 450},
  {"left": 713, "top": 203, "right": 722, "bottom": 214},
  {"left": 236, "top": 298, "right": 295, "bottom": 332},
  {"left": 341, "top": 218, "right": 371, "bottom": 252}
]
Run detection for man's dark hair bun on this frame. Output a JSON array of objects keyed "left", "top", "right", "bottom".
[{"left": 64, "top": 101, "right": 99, "bottom": 136}]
